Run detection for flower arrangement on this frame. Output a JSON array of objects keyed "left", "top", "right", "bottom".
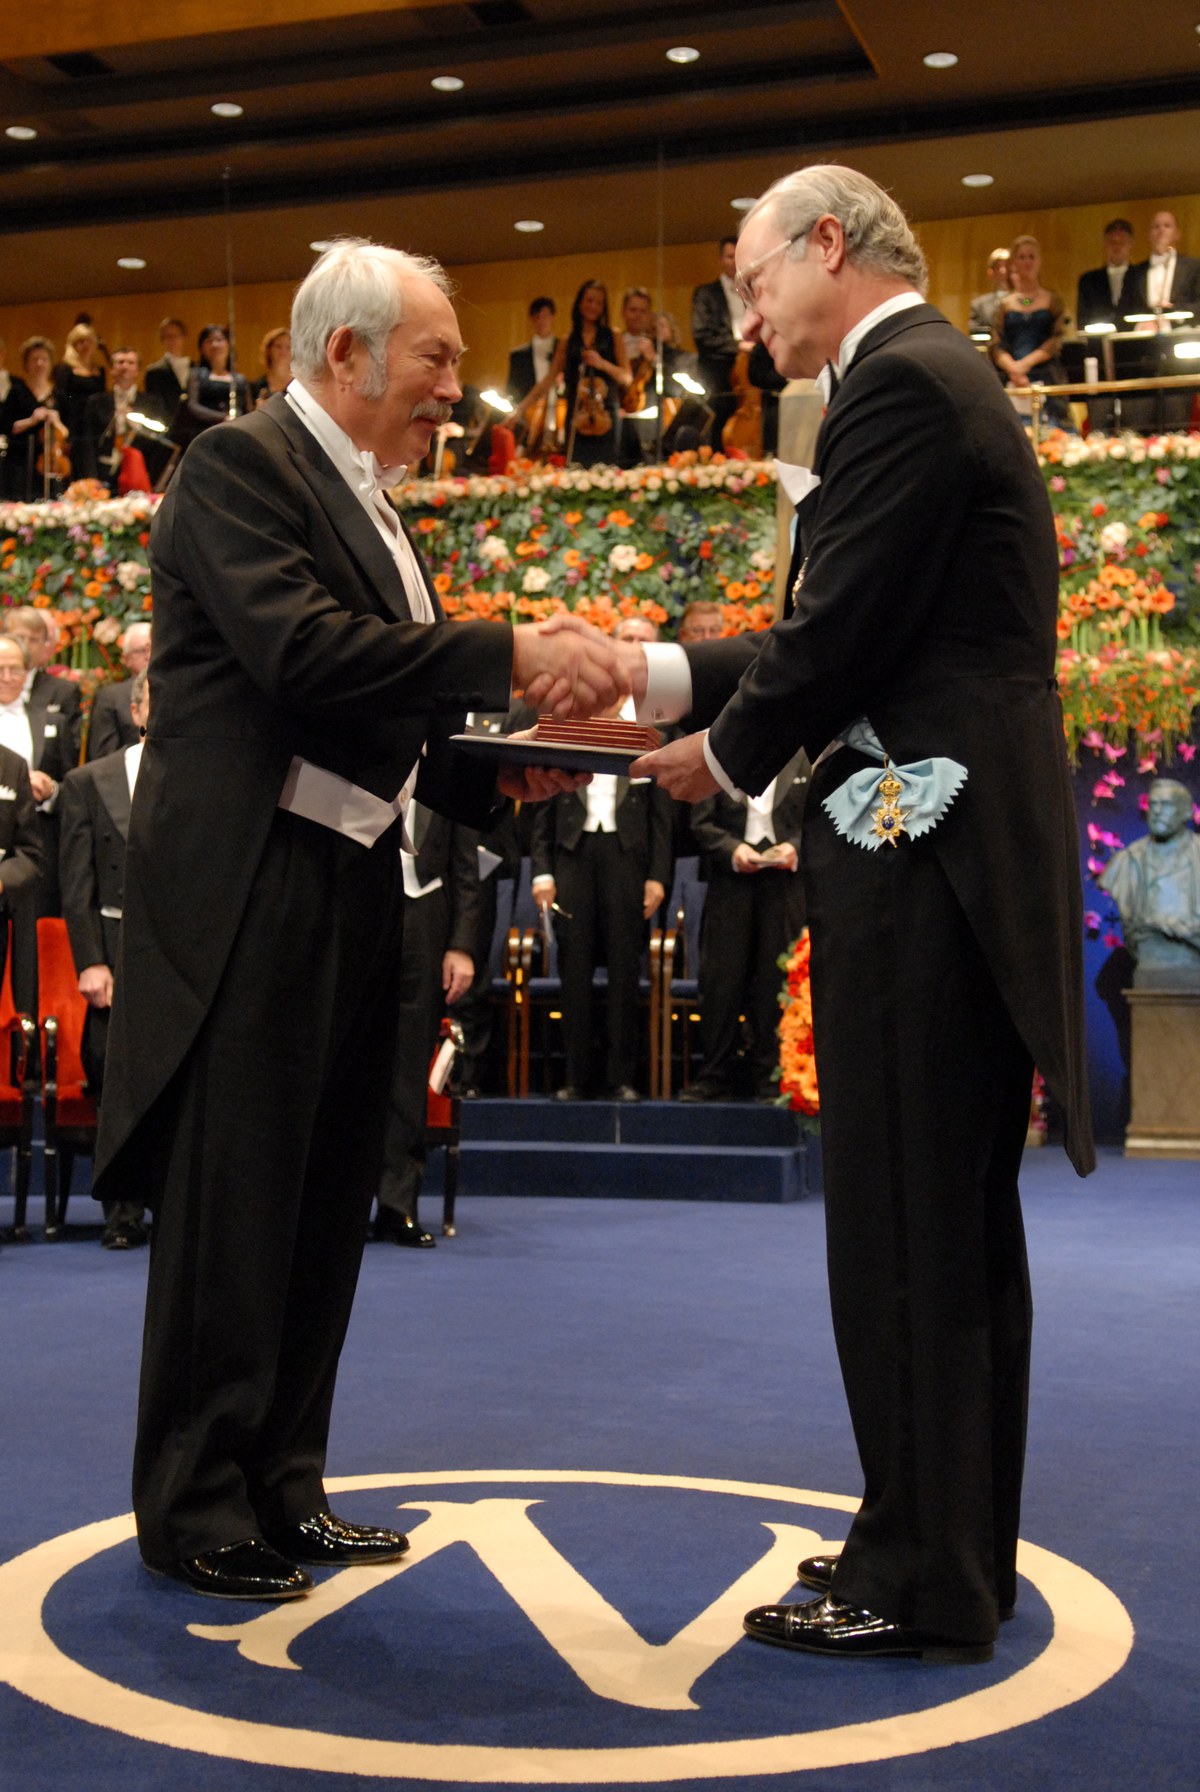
[
  {"left": 775, "top": 928, "right": 819, "bottom": 1124},
  {"left": 0, "top": 492, "right": 156, "bottom": 669},
  {"left": 398, "top": 453, "right": 778, "bottom": 634}
]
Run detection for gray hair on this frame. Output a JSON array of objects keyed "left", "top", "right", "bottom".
[
  {"left": 743, "top": 165, "right": 928, "bottom": 295},
  {"left": 290, "top": 238, "right": 452, "bottom": 397},
  {"left": 130, "top": 669, "right": 150, "bottom": 711}
]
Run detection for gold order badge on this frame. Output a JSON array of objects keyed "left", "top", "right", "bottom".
[{"left": 0, "top": 1470, "right": 1134, "bottom": 1784}]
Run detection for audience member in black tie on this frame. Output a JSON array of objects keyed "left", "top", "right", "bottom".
[
  {"left": 83, "top": 348, "right": 170, "bottom": 494},
  {"left": 506, "top": 297, "right": 558, "bottom": 404},
  {"left": 375, "top": 802, "right": 483, "bottom": 1247},
  {"left": 0, "top": 629, "right": 77, "bottom": 1014},
  {"left": 58, "top": 671, "right": 151, "bottom": 1250},
  {"left": 532, "top": 715, "right": 671, "bottom": 1101},
  {"left": 0, "top": 740, "right": 43, "bottom": 1094},
  {"left": 1129, "top": 209, "right": 1200, "bottom": 319},
  {"left": 143, "top": 318, "right": 192, "bottom": 422},
  {"left": 677, "top": 600, "right": 725, "bottom": 645},
  {"left": 87, "top": 622, "right": 152, "bottom": 761},
  {"left": 681, "top": 747, "right": 809, "bottom": 1102},
  {"left": 4, "top": 606, "right": 85, "bottom": 768},
  {"left": 691, "top": 238, "right": 749, "bottom": 441},
  {"left": 1076, "top": 218, "right": 1137, "bottom": 329}
]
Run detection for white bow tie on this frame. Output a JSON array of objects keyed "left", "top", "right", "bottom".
[
  {"left": 354, "top": 452, "right": 407, "bottom": 500},
  {"left": 1150, "top": 252, "right": 1173, "bottom": 265},
  {"left": 0, "top": 698, "right": 27, "bottom": 718}
]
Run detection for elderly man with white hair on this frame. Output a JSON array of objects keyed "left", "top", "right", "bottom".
[
  {"left": 94, "top": 237, "right": 624, "bottom": 1602},
  {"left": 86, "top": 621, "right": 152, "bottom": 760}
]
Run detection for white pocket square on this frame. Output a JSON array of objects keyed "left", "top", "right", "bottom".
[{"left": 0, "top": 785, "right": 16, "bottom": 802}]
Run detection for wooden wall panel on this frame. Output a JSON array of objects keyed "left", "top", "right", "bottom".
[{"left": 2, "top": 193, "right": 1197, "bottom": 401}]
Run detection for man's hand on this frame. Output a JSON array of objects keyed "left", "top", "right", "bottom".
[
  {"left": 496, "top": 764, "right": 591, "bottom": 804},
  {"left": 613, "top": 639, "right": 649, "bottom": 703},
  {"left": 732, "top": 842, "right": 762, "bottom": 874},
  {"left": 79, "top": 963, "right": 114, "bottom": 1008},
  {"left": 442, "top": 949, "right": 474, "bottom": 1004},
  {"left": 533, "top": 877, "right": 556, "bottom": 911},
  {"left": 29, "top": 769, "right": 55, "bottom": 804},
  {"left": 512, "top": 613, "right": 629, "bottom": 719},
  {"left": 631, "top": 731, "right": 720, "bottom": 803},
  {"left": 643, "top": 879, "right": 665, "bottom": 920},
  {"left": 763, "top": 841, "right": 799, "bottom": 872}
]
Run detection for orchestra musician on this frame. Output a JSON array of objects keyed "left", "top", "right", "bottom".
[
  {"left": 523, "top": 281, "right": 631, "bottom": 467},
  {"left": 0, "top": 336, "right": 71, "bottom": 499}
]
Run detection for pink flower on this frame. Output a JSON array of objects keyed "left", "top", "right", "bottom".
[
  {"left": 1093, "top": 781, "right": 1114, "bottom": 801},
  {"left": 1050, "top": 475, "right": 1066, "bottom": 491},
  {"left": 1102, "top": 743, "right": 1126, "bottom": 762},
  {"left": 1082, "top": 730, "right": 1106, "bottom": 752},
  {"left": 1138, "top": 793, "right": 1150, "bottom": 813},
  {"left": 1102, "top": 931, "right": 1123, "bottom": 950},
  {"left": 1087, "top": 855, "right": 1105, "bottom": 875},
  {"left": 1084, "top": 910, "right": 1101, "bottom": 933},
  {"left": 1156, "top": 467, "right": 1171, "bottom": 484},
  {"left": 1138, "top": 755, "right": 1158, "bottom": 775},
  {"left": 1178, "top": 742, "right": 1196, "bottom": 762}
]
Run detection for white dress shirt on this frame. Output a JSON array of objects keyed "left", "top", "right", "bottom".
[
  {"left": 1148, "top": 251, "right": 1177, "bottom": 309},
  {"left": 0, "top": 698, "right": 33, "bottom": 769}
]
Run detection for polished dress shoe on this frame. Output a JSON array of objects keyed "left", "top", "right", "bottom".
[
  {"left": 797, "top": 1553, "right": 1015, "bottom": 1622},
  {"left": 375, "top": 1208, "right": 435, "bottom": 1247},
  {"left": 264, "top": 1511, "right": 410, "bottom": 1566},
  {"left": 102, "top": 1217, "right": 148, "bottom": 1250},
  {"left": 609, "top": 1084, "right": 641, "bottom": 1102},
  {"left": 154, "top": 1538, "right": 313, "bottom": 1601},
  {"left": 744, "top": 1594, "right": 993, "bottom": 1663}
]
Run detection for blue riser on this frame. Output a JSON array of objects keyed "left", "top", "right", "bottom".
[
  {"left": 433, "top": 1140, "right": 818, "bottom": 1204},
  {"left": 459, "top": 1098, "right": 807, "bottom": 1148}
]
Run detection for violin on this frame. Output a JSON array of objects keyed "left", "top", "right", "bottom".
[
  {"left": 37, "top": 414, "right": 71, "bottom": 495},
  {"left": 573, "top": 367, "right": 612, "bottom": 438},
  {"left": 721, "top": 346, "right": 763, "bottom": 457},
  {"left": 621, "top": 338, "right": 656, "bottom": 416}
]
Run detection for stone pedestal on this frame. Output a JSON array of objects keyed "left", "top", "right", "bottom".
[{"left": 1123, "top": 988, "right": 1200, "bottom": 1158}]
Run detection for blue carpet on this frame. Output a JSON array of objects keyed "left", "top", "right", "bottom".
[{"left": 0, "top": 1147, "right": 1197, "bottom": 1791}]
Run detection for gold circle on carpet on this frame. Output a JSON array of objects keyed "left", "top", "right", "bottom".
[{"left": 0, "top": 1470, "right": 1134, "bottom": 1782}]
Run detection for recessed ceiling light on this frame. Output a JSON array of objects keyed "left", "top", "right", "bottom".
[
  {"left": 923, "top": 51, "right": 958, "bottom": 69},
  {"left": 117, "top": 256, "right": 146, "bottom": 270},
  {"left": 5, "top": 125, "right": 37, "bottom": 141},
  {"left": 431, "top": 75, "right": 464, "bottom": 92},
  {"left": 211, "top": 101, "right": 244, "bottom": 118},
  {"left": 730, "top": 197, "right": 757, "bottom": 211},
  {"left": 514, "top": 219, "right": 544, "bottom": 233},
  {"left": 666, "top": 46, "right": 700, "bottom": 64},
  {"left": 962, "top": 173, "right": 994, "bottom": 188}
]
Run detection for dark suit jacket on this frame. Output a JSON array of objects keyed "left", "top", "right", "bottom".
[
  {"left": 59, "top": 748, "right": 132, "bottom": 973},
  {"left": 506, "top": 339, "right": 557, "bottom": 404},
  {"left": 83, "top": 388, "right": 173, "bottom": 488},
  {"left": 27, "top": 669, "right": 82, "bottom": 779},
  {"left": 95, "top": 392, "right": 514, "bottom": 1188},
  {"left": 1075, "top": 264, "right": 1137, "bottom": 329},
  {"left": 407, "top": 802, "right": 485, "bottom": 960},
  {"left": 87, "top": 680, "right": 140, "bottom": 759},
  {"left": 530, "top": 778, "right": 672, "bottom": 889},
  {"left": 1124, "top": 253, "right": 1200, "bottom": 315},
  {"left": 691, "top": 279, "right": 738, "bottom": 394},
  {"left": 143, "top": 356, "right": 190, "bottom": 419},
  {"left": 685, "top": 302, "right": 1093, "bottom": 1175},
  {"left": 689, "top": 748, "right": 810, "bottom": 875},
  {"left": 0, "top": 745, "right": 43, "bottom": 913}
]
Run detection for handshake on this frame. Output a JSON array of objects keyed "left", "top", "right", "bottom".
[{"left": 510, "top": 613, "right": 647, "bottom": 720}]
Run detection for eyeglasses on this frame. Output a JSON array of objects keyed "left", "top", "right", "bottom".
[{"left": 733, "top": 233, "right": 804, "bottom": 308}]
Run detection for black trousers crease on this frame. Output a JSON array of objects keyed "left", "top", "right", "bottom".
[
  {"left": 803, "top": 767, "right": 1034, "bottom": 1645},
  {"left": 131, "top": 810, "right": 406, "bottom": 1568}
]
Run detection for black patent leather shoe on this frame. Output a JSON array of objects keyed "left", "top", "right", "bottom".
[
  {"left": 375, "top": 1208, "right": 436, "bottom": 1248},
  {"left": 797, "top": 1554, "right": 1015, "bottom": 1622},
  {"left": 677, "top": 1080, "right": 733, "bottom": 1103},
  {"left": 744, "top": 1594, "right": 994, "bottom": 1663},
  {"left": 264, "top": 1511, "right": 410, "bottom": 1565},
  {"left": 154, "top": 1538, "right": 313, "bottom": 1601},
  {"left": 102, "top": 1217, "right": 148, "bottom": 1250}
]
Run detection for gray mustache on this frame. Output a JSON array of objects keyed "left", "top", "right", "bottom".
[{"left": 412, "top": 401, "right": 454, "bottom": 425}]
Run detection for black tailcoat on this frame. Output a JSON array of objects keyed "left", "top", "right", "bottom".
[
  {"left": 683, "top": 302, "right": 1093, "bottom": 1643},
  {"left": 95, "top": 393, "right": 513, "bottom": 1567}
]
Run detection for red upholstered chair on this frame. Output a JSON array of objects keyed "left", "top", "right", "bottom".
[
  {"left": 36, "top": 917, "right": 98, "bottom": 1240},
  {"left": 0, "top": 944, "right": 37, "bottom": 1239}
]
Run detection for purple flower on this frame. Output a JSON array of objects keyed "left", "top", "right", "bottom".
[{"left": 1084, "top": 910, "right": 1101, "bottom": 933}]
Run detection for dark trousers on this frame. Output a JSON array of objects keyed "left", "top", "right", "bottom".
[
  {"left": 131, "top": 811, "right": 406, "bottom": 1568},
  {"left": 697, "top": 860, "right": 805, "bottom": 1092},
  {"left": 555, "top": 831, "right": 641, "bottom": 1092},
  {"left": 378, "top": 884, "right": 450, "bottom": 1218},
  {"left": 804, "top": 772, "right": 1033, "bottom": 1645},
  {"left": 455, "top": 871, "right": 499, "bottom": 1091}
]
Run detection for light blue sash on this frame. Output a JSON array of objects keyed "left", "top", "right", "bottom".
[{"left": 822, "top": 719, "right": 967, "bottom": 851}]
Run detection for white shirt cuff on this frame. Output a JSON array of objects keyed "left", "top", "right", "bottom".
[
  {"left": 638, "top": 643, "right": 692, "bottom": 726},
  {"left": 702, "top": 730, "right": 743, "bottom": 801}
]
